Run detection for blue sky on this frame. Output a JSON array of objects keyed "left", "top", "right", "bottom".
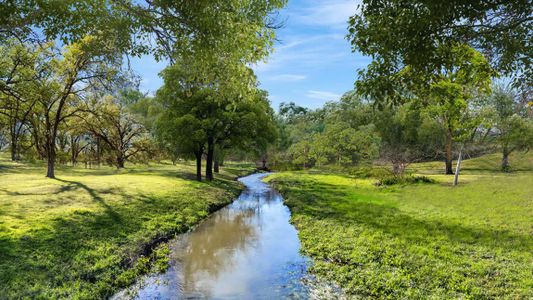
[{"left": 130, "top": 0, "right": 369, "bottom": 110}]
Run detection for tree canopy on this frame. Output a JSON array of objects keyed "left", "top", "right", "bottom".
[{"left": 349, "top": 0, "right": 532, "bottom": 88}]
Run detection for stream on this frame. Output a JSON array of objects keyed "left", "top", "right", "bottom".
[{"left": 113, "top": 173, "right": 327, "bottom": 299}]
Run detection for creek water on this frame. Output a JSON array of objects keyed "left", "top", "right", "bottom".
[{"left": 113, "top": 173, "right": 314, "bottom": 299}]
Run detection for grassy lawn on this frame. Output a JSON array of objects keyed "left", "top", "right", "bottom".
[
  {"left": 266, "top": 152, "right": 533, "bottom": 299},
  {"left": 0, "top": 155, "right": 254, "bottom": 299}
]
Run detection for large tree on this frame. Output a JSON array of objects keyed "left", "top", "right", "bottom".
[
  {"left": 1, "top": 0, "right": 287, "bottom": 66},
  {"left": 373, "top": 102, "right": 426, "bottom": 175},
  {"left": 156, "top": 87, "right": 209, "bottom": 181},
  {"left": 29, "top": 37, "right": 117, "bottom": 178},
  {"left": 156, "top": 60, "right": 276, "bottom": 181}
]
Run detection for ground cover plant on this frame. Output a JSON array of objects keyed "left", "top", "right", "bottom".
[
  {"left": 266, "top": 152, "right": 533, "bottom": 298},
  {"left": 0, "top": 154, "right": 254, "bottom": 298}
]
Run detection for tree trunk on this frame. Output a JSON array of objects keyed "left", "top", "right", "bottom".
[
  {"left": 31, "top": 125, "right": 45, "bottom": 160},
  {"left": 453, "top": 145, "right": 463, "bottom": 186},
  {"left": 501, "top": 146, "right": 511, "bottom": 172},
  {"left": 71, "top": 136, "right": 77, "bottom": 166},
  {"left": 10, "top": 135, "right": 17, "bottom": 161},
  {"left": 8, "top": 118, "right": 18, "bottom": 161},
  {"left": 261, "top": 153, "right": 267, "bottom": 170},
  {"left": 392, "top": 162, "right": 405, "bottom": 176},
  {"left": 444, "top": 131, "right": 454, "bottom": 175},
  {"left": 194, "top": 151, "right": 202, "bottom": 182},
  {"left": 205, "top": 137, "right": 214, "bottom": 181},
  {"left": 46, "top": 141, "right": 56, "bottom": 178},
  {"left": 116, "top": 155, "right": 125, "bottom": 168},
  {"left": 96, "top": 136, "right": 101, "bottom": 167},
  {"left": 214, "top": 159, "right": 219, "bottom": 173},
  {"left": 45, "top": 126, "right": 56, "bottom": 178},
  {"left": 46, "top": 158, "right": 55, "bottom": 178}
]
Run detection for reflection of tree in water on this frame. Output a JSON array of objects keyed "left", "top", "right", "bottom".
[
  {"left": 117, "top": 175, "right": 311, "bottom": 299},
  {"left": 177, "top": 189, "right": 278, "bottom": 295}
]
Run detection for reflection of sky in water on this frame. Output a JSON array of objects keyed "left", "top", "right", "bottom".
[{"left": 116, "top": 173, "right": 310, "bottom": 299}]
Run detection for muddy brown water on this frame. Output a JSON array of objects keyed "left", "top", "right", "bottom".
[{"left": 113, "top": 173, "right": 318, "bottom": 299}]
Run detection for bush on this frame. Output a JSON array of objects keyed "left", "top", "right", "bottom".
[
  {"left": 375, "top": 175, "right": 435, "bottom": 186},
  {"left": 349, "top": 166, "right": 391, "bottom": 178}
]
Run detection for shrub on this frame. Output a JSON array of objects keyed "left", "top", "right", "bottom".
[
  {"left": 349, "top": 166, "right": 391, "bottom": 178},
  {"left": 375, "top": 175, "right": 435, "bottom": 186}
]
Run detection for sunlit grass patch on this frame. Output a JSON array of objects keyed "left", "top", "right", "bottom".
[
  {"left": 411, "top": 151, "right": 533, "bottom": 174},
  {"left": 267, "top": 153, "right": 533, "bottom": 298},
  {"left": 0, "top": 154, "right": 254, "bottom": 298}
]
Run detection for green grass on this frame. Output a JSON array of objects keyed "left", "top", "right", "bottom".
[
  {"left": 266, "top": 152, "right": 533, "bottom": 299},
  {"left": 0, "top": 155, "right": 255, "bottom": 299}
]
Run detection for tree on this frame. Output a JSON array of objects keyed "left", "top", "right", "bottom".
[
  {"left": 323, "top": 123, "right": 380, "bottom": 166},
  {"left": 421, "top": 44, "right": 493, "bottom": 174},
  {"left": 156, "top": 60, "right": 276, "bottom": 181},
  {"left": 218, "top": 90, "right": 277, "bottom": 172},
  {"left": 374, "top": 103, "right": 425, "bottom": 175},
  {"left": 83, "top": 92, "right": 147, "bottom": 169},
  {"left": 155, "top": 85, "right": 209, "bottom": 181},
  {"left": 1, "top": 1, "right": 287, "bottom": 69},
  {"left": 349, "top": 0, "right": 531, "bottom": 89},
  {"left": 288, "top": 139, "right": 313, "bottom": 169},
  {"left": 488, "top": 85, "right": 533, "bottom": 171},
  {"left": 309, "top": 133, "right": 329, "bottom": 167},
  {"left": 30, "top": 37, "right": 117, "bottom": 178},
  {"left": 279, "top": 102, "right": 308, "bottom": 122},
  {"left": 0, "top": 39, "right": 41, "bottom": 160}
]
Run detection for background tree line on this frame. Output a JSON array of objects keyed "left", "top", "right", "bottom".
[
  {"left": 0, "top": 38, "right": 277, "bottom": 181},
  {"left": 1, "top": 0, "right": 287, "bottom": 180},
  {"left": 269, "top": 78, "right": 533, "bottom": 176}
]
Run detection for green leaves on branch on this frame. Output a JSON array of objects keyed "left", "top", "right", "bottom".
[
  {"left": 348, "top": 0, "right": 531, "bottom": 87},
  {"left": 1, "top": 0, "right": 287, "bottom": 65}
]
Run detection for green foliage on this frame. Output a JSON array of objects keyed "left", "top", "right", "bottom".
[
  {"left": 423, "top": 44, "right": 493, "bottom": 139},
  {"left": 348, "top": 0, "right": 531, "bottom": 87},
  {"left": 1, "top": 0, "right": 287, "bottom": 63},
  {"left": 82, "top": 93, "right": 148, "bottom": 168},
  {"left": 267, "top": 152, "right": 533, "bottom": 298},
  {"left": 156, "top": 61, "right": 276, "bottom": 162},
  {"left": 373, "top": 102, "right": 430, "bottom": 174},
  {"left": 487, "top": 84, "right": 533, "bottom": 171},
  {"left": 0, "top": 154, "right": 254, "bottom": 298},
  {"left": 273, "top": 92, "right": 380, "bottom": 169}
]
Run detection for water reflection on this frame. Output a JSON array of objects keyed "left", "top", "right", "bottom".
[{"left": 115, "top": 173, "right": 310, "bottom": 299}]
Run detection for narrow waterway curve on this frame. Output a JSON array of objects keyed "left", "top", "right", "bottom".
[{"left": 113, "top": 173, "right": 312, "bottom": 299}]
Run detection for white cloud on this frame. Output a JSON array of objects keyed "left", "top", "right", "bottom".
[
  {"left": 254, "top": 34, "right": 350, "bottom": 73},
  {"left": 306, "top": 90, "right": 342, "bottom": 101},
  {"left": 291, "top": 0, "right": 360, "bottom": 28},
  {"left": 268, "top": 74, "right": 307, "bottom": 81},
  {"left": 276, "top": 33, "right": 345, "bottom": 50}
]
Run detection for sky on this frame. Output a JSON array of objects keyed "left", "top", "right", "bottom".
[{"left": 130, "top": 0, "right": 370, "bottom": 111}]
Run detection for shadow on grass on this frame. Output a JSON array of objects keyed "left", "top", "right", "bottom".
[
  {"left": 54, "top": 178, "right": 122, "bottom": 222},
  {"left": 279, "top": 179, "right": 532, "bottom": 253},
  {"left": 0, "top": 170, "right": 247, "bottom": 298}
]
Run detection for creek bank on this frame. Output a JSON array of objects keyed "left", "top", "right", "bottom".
[{"left": 264, "top": 171, "right": 533, "bottom": 298}]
